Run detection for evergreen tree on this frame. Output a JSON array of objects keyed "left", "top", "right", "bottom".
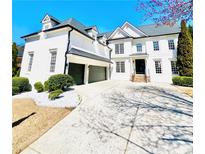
[
  {"left": 12, "top": 42, "right": 18, "bottom": 77},
  {"left": 177, "top": 20, "right": 193, "bottom": 77},
  {"left": 188, "top": 25, "right": 193, "bottom": 39}
]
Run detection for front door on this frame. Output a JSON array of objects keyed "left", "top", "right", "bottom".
[{"left": 135, "top": 59, "right": 145, "bottom": 74}]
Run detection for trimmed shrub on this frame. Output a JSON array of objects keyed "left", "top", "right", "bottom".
[
  {"left": 12, "top": 87, "right": 19, "bottom": 95},
  {"left": 12, "top": 77, "right": 32, "bottom": 94},
  {"left": 172, "top": 76, "right": 193, "bottom": 87},
  {"left": 48, "top": 74, "right": 74, "bottom": 92},
  {"left": 34, "top": 82, "right": 44, "bottom": 93},
  {"left": 48, "top": 89, "right": 63, "bottom": 100},
  {"left": 44, "top": 80, "right": 49, "bottom": 91}
]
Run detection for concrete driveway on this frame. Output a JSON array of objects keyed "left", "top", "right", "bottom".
[{"left": 21, "top": 80, "right": 193, "bottom": 154}]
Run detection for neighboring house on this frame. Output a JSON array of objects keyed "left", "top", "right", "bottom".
[
  {"left": 20, "top": 14, "right": 180, "bottom": 85},
  {"left": 16, "top": 45, "right": 24, "bottom": 69}
]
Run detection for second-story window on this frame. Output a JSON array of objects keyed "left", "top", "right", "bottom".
[
  {"left": 50, "top": 49, "right": 57, "bottom": 72},
  {"left": 115, "top": 43, "right": 124, "bottom": 54},
  {"left": 28, "top": 52, "right": 34, "bottom": 72},
  {"left": 136, "top": 43, "right": 142, "bottom": 52},
  {"left": 153, "top": 41, "right": 159, "bottom": 51},
  {"left": 168, "top": 40, "right": 175, "bottom": 50}
]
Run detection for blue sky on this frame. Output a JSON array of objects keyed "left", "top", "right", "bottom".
[{"left": 13, "top": 0, "right": 154, "bottom": 45}]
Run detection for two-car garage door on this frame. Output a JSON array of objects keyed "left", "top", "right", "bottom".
[
  {"left": 88, "top": 65, "right": 106, "bottom": 83},
  {"left": 68, "top": 63, "right": 106, "bottom": 85}
]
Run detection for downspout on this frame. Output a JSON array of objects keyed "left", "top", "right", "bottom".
[
  {"left": 107, "top": 41, "right": 112, "bottom": 80},
  {"left": 64, "top": 28, "right": 73, "bottom": 74}
]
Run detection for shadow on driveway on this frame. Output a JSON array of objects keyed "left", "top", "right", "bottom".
[{"left": 77, "top": 85, "right": 193, "bottom": 153}]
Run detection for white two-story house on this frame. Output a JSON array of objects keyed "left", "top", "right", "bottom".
[
  {"left": 108, "top": 22, "right": 180, "bottom": 83},
  {"left": 20, "top": 14, "right": 180, "bottom": 85}
]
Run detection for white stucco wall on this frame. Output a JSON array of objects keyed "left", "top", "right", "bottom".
[
  {"left": 109, "top": 34, "right": 178, "bottom": 83},
  {"left": 70, "top": 30, "right": 110, "bottom": 59},
  {"left": 20, "top": 27, "right": 111, "bottom": 85},
  {"left": 20, "top": 29, "right": 69, "bottom": 85},
  {"left": 145, "top": 35, "right": 178, "bottom": 83},
  {"left": 111, "top": 58, "right": 131, "bottom": 80}
]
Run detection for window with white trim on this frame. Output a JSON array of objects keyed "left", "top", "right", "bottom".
[
  {"left": 115, "top": 43, "right": 124, "bottom": 54},
  {"left": 50, "top": 49, "right": 57, "bottom": 72},
  {"left": 136, "top": 43, "right": 142, "bottom": 52},
  {"left": 168, "top": 40, "right": 175, "bottom": 50},
  {"left": 28, "top": 52, "right": 34, "bottom": 71},
  {"left": 171, "top": 61, "right": 178, "bottom": 74},
  {"left": 153, "top": 41, "right": 159, "bottom": 51},
  {"left": 116, "top": 61, "right": 125, "bottom": 73},
  {"left": 155, "top": 60, "right": 162, "bottom": 74}
]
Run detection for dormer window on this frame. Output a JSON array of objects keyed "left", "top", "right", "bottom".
[{"left": 41, "top": 14, "right": 60, "bottom": 31}]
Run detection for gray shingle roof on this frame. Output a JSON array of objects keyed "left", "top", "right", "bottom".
[
  {"left": 69, "top": 48, "right": 112, "bottom": 63},
  {"left": 22, "top": 14, "right": 180, "bottom": 40},
  {"left": 48, "top": 15, "right": 61, "bottom": 24},
  {"left": 45, "top": 18, "right": 93, "bottom": 39},
  {"left": 97, "top": 32, "right": 112, "bottom": 38},
  {"left": 137, "top": 24, "right": 180, "bottom": 36}
]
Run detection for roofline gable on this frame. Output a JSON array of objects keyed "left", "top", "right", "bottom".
[
  {"left": 108, "top": 27, "right": 132, "bottom": 39},
  {"left": 41, "top": 14, "right": 61, "bottom": 24},
  {"left": 121, "top": 21, "right": 148, "bottom": 36}
]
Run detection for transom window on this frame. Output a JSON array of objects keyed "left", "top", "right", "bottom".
[
  {"left": 28, "top": 52, "right": 34, "bottom": 72},
  {"left": 153, "top": 41, "right": 159, "bottom": 51},
  {"left": 168, "top": 40, "right": 175, "bottom": 50},
  {"left": 50, "top": 49, "right": 57, "bottom": 72},
  {"left": 115, "top": 43, "right": 124, "bottom": 54},
  {"left": 116, "top": 61, "right": 125, "bottom": 73},
  {"left": 155, "top": 60, "right": 162, "bottom": 74},
  {"left": 171, "top": 61, "right": 178, "bottom": 74},
  {"left": 136, "top": 43, "right": 142, "bottom": 52}
]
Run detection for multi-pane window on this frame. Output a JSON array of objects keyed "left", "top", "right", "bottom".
[
  {"left": 155, "top": 60, "right": 162, "bottom": 74},
  {"left": 168, "top": 40, "right": 175, "bottom": 50},
  {"left": 50, "top": 49, "right": 57, "bottom": 72},
  {"left": 171, "top": 61, "right": 178, "bottom": 74},
  {"left": 116, "top": 61, "right": 125, "bottom": 73},
  {"left": 136, "top": 43, "right": 142, "bottom": 52},
  {"left": 27, "top": 53, "right": 34, "bottom": 71},
  {"left": 153, "top": 41, "right": 159, "bottom": 51},
  {"left": 115, "top": 43, "right": 124, "bottom": 54}
]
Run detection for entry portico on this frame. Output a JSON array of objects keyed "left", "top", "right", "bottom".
[{"left": 130, "top": 53, "right": 150, "bottom": 82}]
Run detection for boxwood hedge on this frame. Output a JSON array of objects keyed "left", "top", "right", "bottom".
[
  {"left": 34, "top": 81, "right": 44, "bottom": 93},
  {"left": 12, "top": 77, "right": 32, "bottom": 95},
  {"left": 48, "top": 89, "right": 63, "bottom": 100},
  {"left": 172, "top": 76, "right": 193, "bottom": 87},
  {"left": 47, "top": 74, "right": 74, "bottom": 92}
]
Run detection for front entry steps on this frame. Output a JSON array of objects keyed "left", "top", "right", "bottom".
[{"left": 131, "top": 74, "right": 150, "bottom": 82}]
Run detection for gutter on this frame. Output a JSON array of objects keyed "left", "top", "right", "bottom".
[{"left": 63, "top": 28, "right": 73, "bottom": 74}]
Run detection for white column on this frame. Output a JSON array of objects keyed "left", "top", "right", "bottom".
[
  {"left": 106, "top": 65, "right": 109, "bottom": 80},
  {"left": 130, "top": 58, "right": 135, "bottom": 75},
  {"left": 66, "top": 62, "right": 69, "bottom": 74},
  {"left": 84, "top": 64, "right": 89, "bottom": 84}
]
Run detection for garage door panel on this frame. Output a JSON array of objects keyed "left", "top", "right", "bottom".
[
  {"left": 89, "top": 66, "right": 106, "bottom": 83},
  {"left": 68, "top": 63, "right": 85, "bottom": 85}
]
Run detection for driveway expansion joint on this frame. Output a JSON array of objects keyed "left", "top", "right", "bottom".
[{"left": 123, "top": 89, "right": 144, "bottom": 154}]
